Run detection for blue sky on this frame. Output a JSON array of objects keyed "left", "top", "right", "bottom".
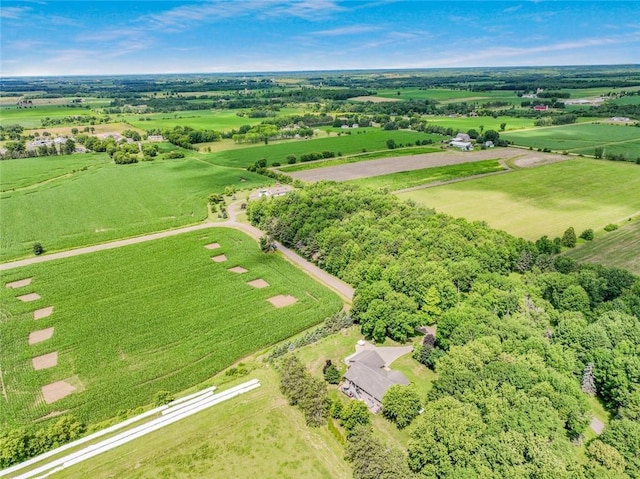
[{"left": 1, "top": 1, "right": 639, "bottom": 76}]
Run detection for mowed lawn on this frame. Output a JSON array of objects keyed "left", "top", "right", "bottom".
[
  {"left": 0, "top": 154, "right": 271, "bottom": 261},
  {"left": 207, "top": 129, "right": 437, "bottom": 168},
  {"left": 397, "top": 159, "right": 640, "bottom": 240},
  {"left": 502, "top": 123, "right": 640, "bottom": 158},
  {"left": 566, "top": 219, "right": 640, "bottom": 274},
  {"left": 0, "top": 228, "right": 342, "bottom": 427}
]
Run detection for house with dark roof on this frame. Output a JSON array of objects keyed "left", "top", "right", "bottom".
[{"left": 341, "top": 350, "right": 409, "bottom": 413}]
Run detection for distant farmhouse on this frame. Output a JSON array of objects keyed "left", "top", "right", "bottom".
[
  {"left": 341, "top": 348, "right": 410, "bottom": 413},
  {"left": 449, "top": 132, "right": 474, "bottom": 151}
]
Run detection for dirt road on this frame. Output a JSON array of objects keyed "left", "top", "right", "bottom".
[{"left": 1, "top": 204, "right": 355, "bottom": 303}]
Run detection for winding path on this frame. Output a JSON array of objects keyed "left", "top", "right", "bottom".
[{"left": 0, "top": 202, "right": 355, "bottom": 302}]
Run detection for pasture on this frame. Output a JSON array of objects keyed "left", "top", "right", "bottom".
[
  {"left": 0, "top": 153, "right": 270, "bottom": 261},
  {"left": 397, "top": 158, "right": 640, "bottom": 240},
  {"left": 0, "top": 228, "right": 342, "bottom": 427},
  {"left": 502, "top": 123, "right": 640, "bottom": 158},
  {"left": 566, "top": 219, "right": 640, "bottom": 275},
  {"left": 346, "top": 160, "right": 505, "bottom": 191},
  {"left": 206, "top": 128, "right": 435, "bottom": 168}
]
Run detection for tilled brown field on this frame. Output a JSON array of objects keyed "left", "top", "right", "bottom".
[{"left": 288, "top": 148, "right": 570, "bottom": 183}]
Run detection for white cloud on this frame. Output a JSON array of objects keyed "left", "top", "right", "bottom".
[
  {"left": 0, "top": 6, "right": 31, "bottom": 19},
  {"left": 311, "top": 25, "right": 381, "bottom": 36}
]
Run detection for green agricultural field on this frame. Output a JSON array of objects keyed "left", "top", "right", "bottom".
[
  {"left": 346, "top": 160, "right": 505, "bottom": 191},
  {"left": 0, "top": 154, "right": 110, "bottom": 191},
  {"left": 610, "top": 95, "right": 640, "bottom": 105},
  {"left": 502, "top": 123, "right": 640, "bottom": 158},
  {"left": 0, "top": 153, "right": 271, "bottom": 261},
  {"left": 397, "top": 159, "right": 640, "bottom": 240},
  {"left": 0, "top": 106, "right": 104, "bottom": 128},
  {"left": 423, "top": 115, "right": 536, "bottom": 132},
  {"left": 0, "top": 228, "right": 342, "bottom": 427},
  {"left": 207, "top": 129, "right": 437, "bottom": 168},
  {"left": 375, "top": 88, "right": 523, "bottom": 105},
  {"left": 121, "top": 107, "right": 305, "bottom": 132},
  {"left": 566, "top": 219, "right": 640, "bottom": 275}
]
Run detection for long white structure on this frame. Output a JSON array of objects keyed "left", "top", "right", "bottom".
[{"left": 3, "top": 380, "right": 259, "bottom": 479}]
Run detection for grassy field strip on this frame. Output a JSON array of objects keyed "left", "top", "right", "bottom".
[{"left": 8, "top": 381, "right": 260, "bottom": 479}]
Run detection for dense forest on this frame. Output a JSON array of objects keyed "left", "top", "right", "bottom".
[{"left": 248, "top": 182, "right": 640, "bottom": 478}]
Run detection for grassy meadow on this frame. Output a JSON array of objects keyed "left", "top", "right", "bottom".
[
  {"left": 0, "top": 153, "right": 271, "bottom": 261},
  {"left": 566, "top": 219, "right": 640, "bottom": 274},
  {"left": 50, "top": 368, "right": 351, "bottom": 479},
  {"left": 346, "top": 159, "right": 506, "bottom": 191},
  {"left": 423, "top": 115, "right": 535, "bottom": 131},
  {"left": 397, "top": 158, "right": 640, "bottom": 240},
  {"left": 0, "top": 228, "right": 342, "bottom": 427},
  {"left": 502, "top": 123, "right": 640, "bottom": 158}
]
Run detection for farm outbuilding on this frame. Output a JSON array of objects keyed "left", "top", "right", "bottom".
[{"left": 449, "top": 140, "right": 473, "bottom": 151}]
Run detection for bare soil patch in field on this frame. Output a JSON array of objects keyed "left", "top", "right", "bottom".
[
  {"left": 32, "top": 352, "right": 58, "bottom": 370},
  {"left": 512, "top": 152, "right": 573, "bottom": 168},
  {"left": 204, "top": 243, "right": 221, "bottom": 250},
  {"left": 211, "top": 254, "right": 227, "bottom": 263},
  {"left": 34, "top": 306, "right": 54, "bottom": 320},
  {"left": 268, "top": 295, "right": 297, "bottom": 308},
  {"left": 17, "top": 292, "right": 41, "bottom": 302},
  {"left": 5, "top": 278, "right": 32, "bottom": 288},
  {"left": 247, "top": 279, "right": 269, "bottom": 289},
  {"left": 42, "top": 380, "right": 76, "bottom": 404},
  {"left": 229, "top": 266, "right": 248, "bottom": 274},
  {"left": 28, "top": 327, "right": 55, "bottom": 345},
  {"left": 349, "top": 96, "right": 401, "bottom": 103},
  {"left": 289, "top": 148, "right": 569, "bottom": 183}
]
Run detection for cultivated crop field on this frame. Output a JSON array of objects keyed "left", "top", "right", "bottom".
[
  {"left": 566, "top": 219, "right": 640, "bottom": 274},
  {"left": 0, "top": 154, "right": 110, "bottom": 191},
  {"left": 0, "top": 153, "right": 271, "bottom": 261},
  {"left": 397, "top": 158, "right": 640, "bottom": 240},
  {"left": 0, "top": 228, "right": 342, "bottom": 427},
  {"left": 206, "top": 128, "right": 436, "bottom": 168},
  {"left": 502, "top": 123, "right": 640, "bottom": 158},
  {"left": 424, "top": 115, "right": 536, "bottom": 131}
]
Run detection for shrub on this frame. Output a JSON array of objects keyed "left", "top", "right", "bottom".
[
  {"left": 580, "top": 229, "right": 594, "bottom": 241},
  {"left": 33, "top": 243, "right": 44, "bottom": 256},
  {"left": 154, "top": 390, "right": 174, "bottom": 406},
  {"left": 604, "top": 223, "right": 619, "bottom": 232}
]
